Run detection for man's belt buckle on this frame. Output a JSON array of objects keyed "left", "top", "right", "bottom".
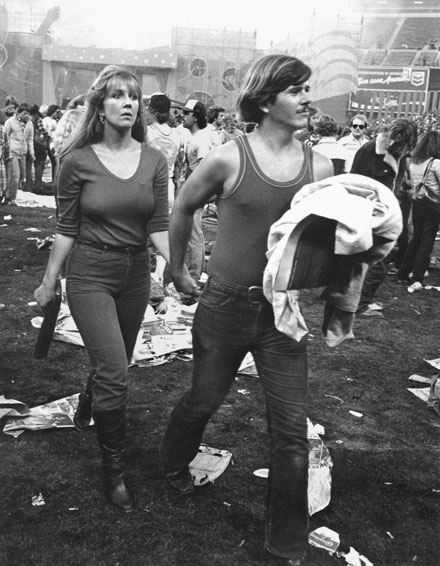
[{"left": 248, "top": 286, "right": 264, "bottom": 304}]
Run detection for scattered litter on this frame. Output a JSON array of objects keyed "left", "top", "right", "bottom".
[
  {"left": 253, "top": 468, "right": 269, "bottom": 484},
  {"left": 432, "top": 489, "right": 440, "bottom": 493},
  {"left": 424, "top": 285, "right": 440, "bottom": 292},
  {"left": 424, "top": 358, "right": 440, "bottom": 370},
  {"left": 237, "top": 389, "right": 250, "bottom": 395},
  {"left": 223, "top": 501, "right": 231, "bottom": 507},
  {"left": 325, "top": 394, "right": 344, "bottom": 402},
  {"left": 0, "top": 223, "right": 7, "bottom": 227},
  {"left": 349, "top": 410, "right": 363, "bottom": 418},
  {"left": 4, "top": 214, "right": 12, "bottom": 221},
  {"left": 335, "top": 439, "right": 344, "bottom": 444},
  {"left": 189, "top": 444, "right": 232, "bottom": 486},
  {"left": 236, "top": 352, "right": 258, "bottom": 378},
  {"left": 32, "top": 493, "right": 45, "bottom": 507},
  {"left": 386, "top": 531, "right": 394, "bottom": 539},
  {"left": 68, "top": 507, "right": 79, "bottom": 511},
  {"left": 35, "top": 236, "right": 54, "bottom": 250},
  {"left": 368, "top": 302, "right": 383, "bottom": 311},
  {"left": 413, "top": 309, "right": 421, "bottom": 315},
  {"left": 408, "top": 376, "right": 440, "bottom": 416},
  {"left": 2, "top": 393, "right": 82, "bottom": 437},
  {"left": 384, "top": 482, "right": 393, "bottom": 485},
  {"left": 408, "top": 374, "right": 431, "bottom": 384},
  {"left": 28, "top": 301, "right": 37, "bottom": 306},
  {"left": 23, "top": 227, "right": 41, "bottom": 232},
  {"left": 0, "top": 303, "right": 5, "bottom": 309},
  {"left": 309, "top": 527, "right": 373, "bottom": 565},
  {"left": 238, "top": 539, "right": 245, "bottom": 547},
  {"left": 0, "top": 395, "right": 30, "bottom": 420}
]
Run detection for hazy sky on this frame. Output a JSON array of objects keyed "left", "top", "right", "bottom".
[{"left": 8, "top": 0, "right": 352, "bottom": 50}]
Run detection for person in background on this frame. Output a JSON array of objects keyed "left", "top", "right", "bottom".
[
  {"left": 29, "top": 104, "right": 51, "bottom": 194},
  {"left": 42, "top": 104, "right": 61, "bottom": 183},
  {"left": 352, "top": 118, "right": 418, "bottom": 317},
  {"left": 206, "top": 104, "right": 226, "bottom": 145},
  {"left": 160, "top": 54, "right": 333, "bottom": 566},
  {"left": 4, "top": 102, "right": 34, "bottom": 204},
  {"left": 0, "top": 116, "right": 11, "bottom": 205},
  {"left": 34, "top": 65, "right": 172, "bottom": 512},
  {"left": 53, "top": 94, "right": 87, "bottom": 158},
  {"left": 338, "top": 114, "right": 369, "bottom": 172},
  {"left": 312, "top": 114, "right": 350, "bottom": 175},
  {"left": 181, "top": 98, "right": 218, "bottom": 281},
  {"left": 294, "top": 105, "right": 321, "bottom": 146},
  {"left": 147, "top": 92, "right": 183, "bottom": 282},
  {"left": 221, "top": 112, "right": 243, "bottom": 142},
  {"left": 397, "top": 131, "right": 440, "bottom": 292}
]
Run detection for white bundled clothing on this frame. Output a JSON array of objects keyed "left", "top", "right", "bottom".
[{"left": 263, "top": 173, "right": 403, "bottom": 346}]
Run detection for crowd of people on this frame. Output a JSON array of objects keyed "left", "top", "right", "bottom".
[{"left": 0, "top": 52, "right": 437, "bottom": 566}]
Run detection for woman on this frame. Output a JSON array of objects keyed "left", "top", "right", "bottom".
[
  {"left": 34, "top": 65, "right": 171, "bottom": 512},
  {"left": 397, "top": 131, "right": 440, "bottom": 292}
]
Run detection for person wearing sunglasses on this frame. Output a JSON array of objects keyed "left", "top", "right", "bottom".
[{"left": 338, "top": 114, "right": 369, "bottom": 171}]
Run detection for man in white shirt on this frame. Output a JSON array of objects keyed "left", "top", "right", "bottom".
[
  {"left": 338, "top": 114, "right": 369, "bottom": 172},
  {"left": 206, "top": 105, "right": 226, "bottom": 145},
  {"left": 181, "top": 99, "right": 218, "bottom": 280}
]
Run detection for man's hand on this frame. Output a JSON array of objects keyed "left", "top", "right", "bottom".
[{"left": 172, "top": 271, "right": 203, "bottom": 301}]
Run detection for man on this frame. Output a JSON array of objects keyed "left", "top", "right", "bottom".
[
  {"left": 351, "top": 118, "right": 418, "bottom": 317},
  {"left": 4, "top": 102, "right": 34, "bottom": 205},
  {"left": 161, "top": 54, "right": 333, "bottom": 566},
  {"left": 206, "top": 104, "right": 226, "bottom": 145},
  {"left": 147, "top": 93, "right": 183, "bottom": 282},
  {"left": 312, "top": 114, "right": 350, "bottom": 174},
  {"left": 181, "top": 98, "right": 219, "bottom": 280},
  {"left": 338, "top": 114, "right": 369, "bottom": 172},
  {"left": 29, "top": 104, "right": 51, "bottom": 194}
]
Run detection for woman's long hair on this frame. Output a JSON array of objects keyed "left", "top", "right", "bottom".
[
  {"left": 59, "top": 65, "right": 146, "bottom": 160},
  {"left": 411, "top": 130, "right": 440, "bottom": 164}
]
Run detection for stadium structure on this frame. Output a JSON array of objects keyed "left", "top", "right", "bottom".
[{"left": 0, "top": 1, "right": 439, "bottom": 126}]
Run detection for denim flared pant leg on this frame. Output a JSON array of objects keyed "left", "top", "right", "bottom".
[
  {"left": 160, "top": 276, "right": 308, "bottom": 558},
  {"left": 66, "top": 244, "right": 150, "bottom": 411}
]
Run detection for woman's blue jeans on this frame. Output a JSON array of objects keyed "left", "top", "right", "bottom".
[
  {"left": 160, "top": 276, "right": 309, "bottom": 558},
  {"left": 66, "top": 243, "right": 150, "bottom": 412},
  {"left": 398, "top": 198, "right": 440, "bottom": 283}
]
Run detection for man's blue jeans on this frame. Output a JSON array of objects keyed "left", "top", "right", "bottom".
[
  {"left": 66, "top": 242, "right": 150, "bottom": 411},
  {"left": 161, "top": 275, "right": 309, "bottom": 558}
]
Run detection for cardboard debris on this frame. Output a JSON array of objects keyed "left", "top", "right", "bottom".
[
  {"left": 309, "top": 526, "right": 373, "bottom": 565},
  {"left": 189, "top": 444, "right": 232, "bottom": 486}
]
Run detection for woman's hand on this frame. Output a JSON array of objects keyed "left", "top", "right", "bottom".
[{"left": 34, "top": 281, "right": 56, "bottom": 309}]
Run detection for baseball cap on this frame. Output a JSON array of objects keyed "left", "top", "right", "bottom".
[
  {"left": 149, "top": 93, "right": 171, "bottom": 113},
  {"left": 182, "top": 99, "right": 206, "bottom": 114}
]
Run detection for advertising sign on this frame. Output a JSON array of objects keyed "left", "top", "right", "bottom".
[{"left": 357, "top": 67, "right": 428, "bottom": 91}]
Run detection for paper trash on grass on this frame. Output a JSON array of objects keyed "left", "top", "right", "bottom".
[
  {"left": 31, "top": 299, "right": 194, "bottom": 366},
  {"left": 309, "top": 526, "right": 373, "bottom": 566},
  {"left": 2, "top": 394, "right": 81, "bottom": 438},
  {"left": 189, "top": 444, "right": 232, "bottom": 486},
  {"left": 307, "top": 418, "right": 333, "bottom": 516},
  {"left": 424, "top": 358, "right": 440, "bottom": 370},
  {"left": 236, "top": 352, "right": 258, "bottom": 378},
  {"left": 408, "top": 374, "right": 431, "bottom": 384},
  {"left": 0, "top": 395, "right": 30, "bottom": 420}
]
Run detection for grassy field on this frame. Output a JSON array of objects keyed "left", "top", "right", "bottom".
[{"left": 1, "top": 202, "right": 439, "bottom": 566}]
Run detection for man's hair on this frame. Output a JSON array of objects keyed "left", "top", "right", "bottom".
[
  {"left": 411, "top": 130, "right": 440, "bottom": 163},
  {"left": 29, "top": 104, "right": 40, "bottom": 115},
  {"left": 17, "top": 102, "right": 30, "bottom": 114},
  {"left": 207, "top": 105, "right": 225, "bottom": 124},
  {"left": 237, "top": 54, "right": 311, "bottom": 124},
  {"left": 350, "top": 114, "right": 368, "bottom": 127},
  {"left": 315, "top": 115, "right": 338, "bottom": 137},
  {"left": 193, "top": 102, "right": 207, "bottom": 129},
  {"left": 388, "top": 118, "right": 418, "bottom": 154},
  {"left": 5, "top": 95, "right": 18, "bottom": 108}
]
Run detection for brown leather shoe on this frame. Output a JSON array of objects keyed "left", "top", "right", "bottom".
[{"left": 165, "top": 468, "right": 194, "bottom": 495}]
